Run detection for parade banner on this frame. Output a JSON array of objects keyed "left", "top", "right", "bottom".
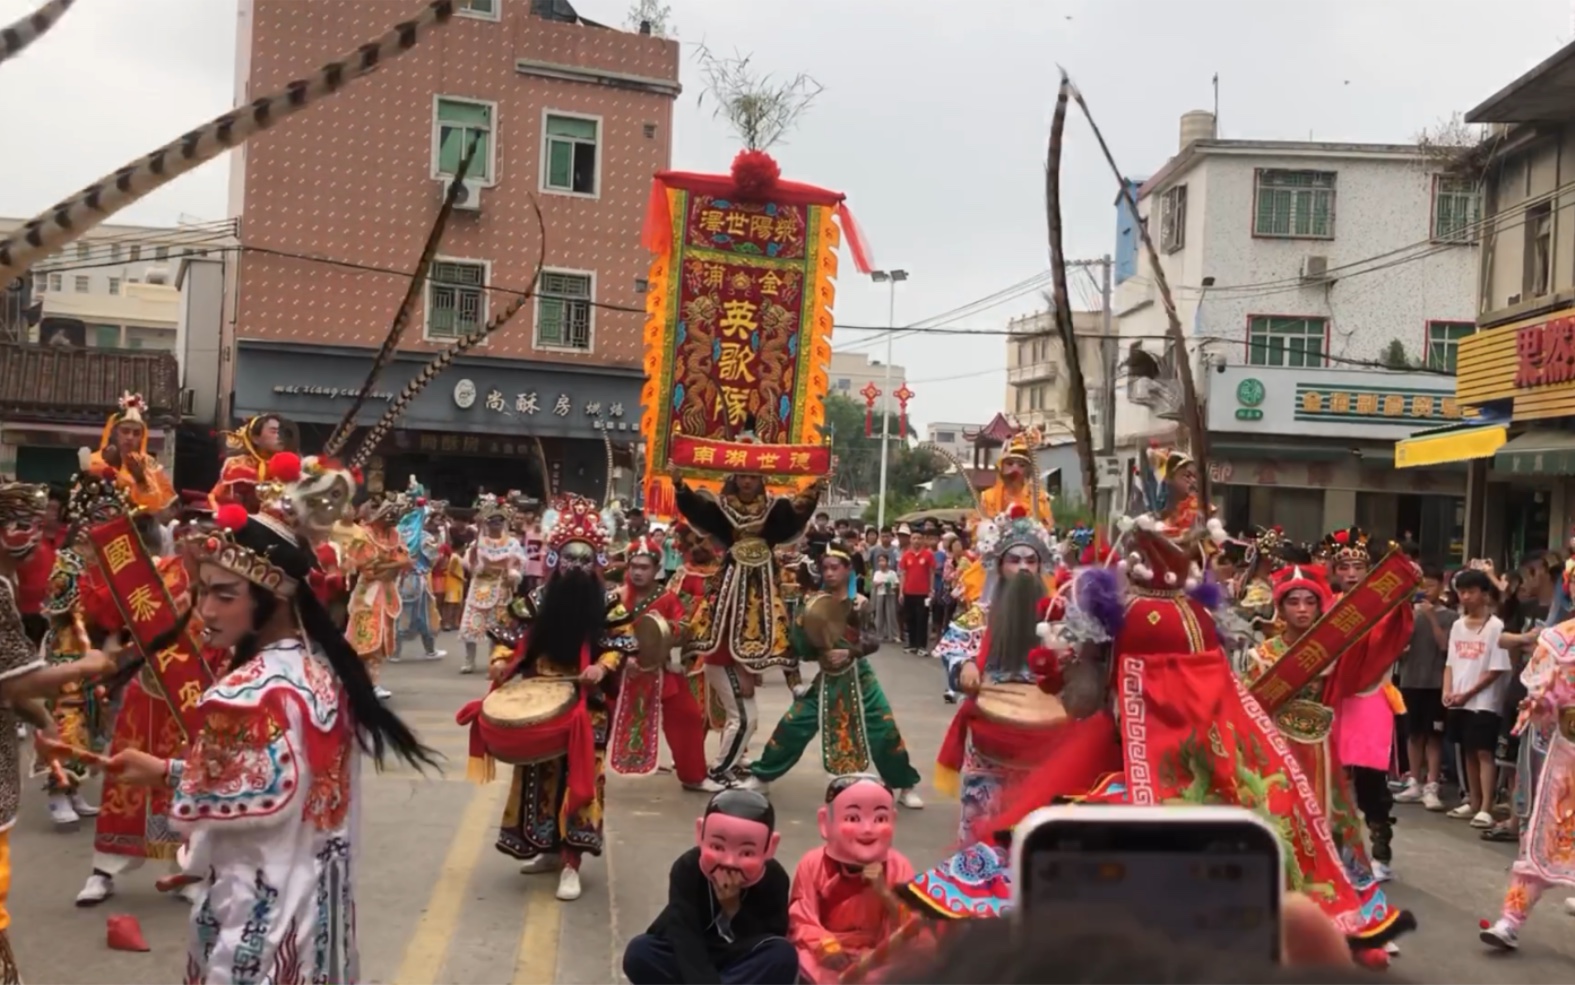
[
  {"left": 667, "top": 435, "right": 832, "bottom": 477},
  {"left": 1250, "top": 549, "right": 1418, "bottom": 714},
  {"left": 639, "top": 156, "right": 872, "bottom": 514},
  {"left": 86, "top": 514, "right": 215, "bottom": 740}
]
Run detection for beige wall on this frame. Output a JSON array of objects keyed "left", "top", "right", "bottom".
[
  {"left": 1004, "top": 309, "right": 1107, "bottom": 437},
  {"left": 1480, "top": 123, "right": 1575, "bottom": 326}
]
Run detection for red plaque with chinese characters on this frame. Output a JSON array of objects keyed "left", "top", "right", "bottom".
[
  {"left": 668, "top": 435, "right": 832, "bottom": 476},
  {"left": 1249, "top": 548, "right": 1417, "bottom": 714},
  {"left": 638, "top": 157, "right": 872, "bottom": 514},
  {"left": 85, "top": 513, "right": 216, "bottom": 740}
]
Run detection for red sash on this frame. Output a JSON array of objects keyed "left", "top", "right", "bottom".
[{"left": 85, "top": 514, "right": 215, "bottom": 740}]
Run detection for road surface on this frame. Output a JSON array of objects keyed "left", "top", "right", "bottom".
[{"left": 9, "top": 632, "right": 1574, "bottom": 983}]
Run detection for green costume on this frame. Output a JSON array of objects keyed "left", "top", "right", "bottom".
[{"left": 749, "top": 598, "right": 920, "bottom": 787}]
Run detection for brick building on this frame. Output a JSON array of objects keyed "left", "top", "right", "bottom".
[{"left": 227, "top": 0, "right": 680, "bottom": 502}]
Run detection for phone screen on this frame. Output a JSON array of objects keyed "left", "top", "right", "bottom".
[{"left": 1018, "top": 817, "right": 1281, "bottom": 960}]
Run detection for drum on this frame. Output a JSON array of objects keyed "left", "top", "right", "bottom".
[
  {"left": 633, "top": 611, "right": 675, "bottom": 671},
  {"left": 976, "top": 682, "right": 1067, "bottom": 729},
  {"left": 800, "top": 592, "right": 852, "bottom": 653},
  {"left": 477, "top": 678, "right": 579, "bottom": 765}
]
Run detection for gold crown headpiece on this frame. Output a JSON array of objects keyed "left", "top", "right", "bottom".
[{"left": 203, "top": 502, "right": 300, "bottom": 597}]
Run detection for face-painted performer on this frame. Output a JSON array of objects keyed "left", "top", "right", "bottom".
[
  {"left": 623, "top": 788, "right": 798, "bottom": 985},
  {"left": 458, "top": 493, "right": 524, "bottom": 674},
  {"left": 935, "top": 504, "right": 1067, "bottom": 842},
  {"left": 977, "top": 431, "right": 1052, "bottom": 526},
  {"left": 101, "top": 476, "right": 438, "bottom": 983},
  {"left": 479, "top": 495, "right": 623, "bottom": 903},
  {"left": 788, "top": 774, "right": 916, "bottom": 983},
  {"left": 286, "top": 454, "right": 358, "bottom": 633},
  {"left": 87, "top": 392, "right": 176, "bottom": 513},
  {"left": 340, "top": 491, "right": 412, "bottom": 699},
  {"left": 742, "top": 548, "right": 923, "bottom": 806},
  {"left": 669, "top": 438, "right": 826, "bottom": 786},
  {"left": 209, "top": 413, "right": 298, "bottom": 512},
  {"left": 604, "top": 535, "right": 721, "bottom": 791},
  {"left": 393, "top": 483, "right": 445, "bottom": 662},
  {"left": 0, "top": 479, "right": 121, "bottom": 985}
]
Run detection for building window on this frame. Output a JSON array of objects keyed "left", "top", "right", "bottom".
[
  {"left": 456, "top": 0, "right": 499, "bottom": 18},
  {"left": 75, "top": 243, "right": 90, "bottom": 260},
  {"left": 1247, "top": 315, "right": 1326, "bottom": 367},
  {"left": 934, "top": 430, "right": 956, "bottom": 444},
  {"left": 1254, "top": 170, "right": 1336, "bottom": 239},
  {"left": 1432, "top": 177, "right": 1480, "bottom": 243},
  {"left": 108, "top": 277, "right": 121, "bottom": 296},
  {"left": 425, "top": 260, "right": 488, "bottom": 340},
  {"left": 1426, "top": 320, "right": 1475, "bottom": 373},
  {"left": 434, "top": 97, "right": 494, "bottom": 182},
  {"left": 126, "top": 327, "right": 175, "bottom": 351},
  {"left": 31, "top": 271, "right": 45, "bottom": 293},
  {"left": 109, "top": 243, "right": 122, "bottom": 261},
  {"left": 92, "top": 325, "right": 120, "bottom": 348},
  {"left": 836, "top": 378, "right": 851, "bottom": 391},
  {"left": 1527, "top": 202, "right": 1552, "bottom": 297},
  {"left": 1160, "top": 184, "right": 1187, "bottom": 253},
  {"left": 129, "top": 244, "right": 142, "bottom": 261},
  {"left": 74, "top": 276, "right": 89, "bottom": 293},
  {"left": 535, "top": 270, "right": 593, "bottom": 350},
  {"left": 155, "top": 245, "right": 169, "bottom": 260},
  {"left": 48, "top": 273, "right": 61, "bottom": 292},
  {"left": 543, "top": 113, "right": 598, "bottom": 196}
]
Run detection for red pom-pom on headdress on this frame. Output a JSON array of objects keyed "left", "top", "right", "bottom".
[
  {"left": 268, "top": 451, "right": 302, "bottom": 484},
  {"left": 1333, "top": 529, "right": 1349, "bottom": 545},
  {"left": 1008, "top": 502, "right": 1028, "bottom": 519},
  {"left": 731, "top": 149, "right": 781, "bottom": 200},
  {"left": 215, "top": 503, "right": 250, "bottom": 532}
]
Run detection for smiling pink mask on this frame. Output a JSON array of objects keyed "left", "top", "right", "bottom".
[
  {"left": 696, "top": 813, "right": 780, "bottom": 889},
  {"left": 818, "top": 778, "right": 896, "bottom": 867}
]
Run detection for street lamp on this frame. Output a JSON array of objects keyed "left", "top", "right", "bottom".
[{"left": 869, "top": 269, "right": 908, "bottom": 530}]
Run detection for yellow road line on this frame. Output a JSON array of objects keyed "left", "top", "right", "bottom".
[
  {"left": 392, "top": 780, "right": 508, "bottom": 985},
  {"left": 512, "top": 879, "right": 564, "bottom": 984}
]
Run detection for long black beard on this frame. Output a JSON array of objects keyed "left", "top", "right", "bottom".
[
  {"left": 525, "top": 567, "right": 607, "bottom": 671},
  {"left": 984, "top": 571, "right": 1046, "bottom": 676}
]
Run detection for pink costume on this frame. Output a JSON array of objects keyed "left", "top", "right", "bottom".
[{"left": 789, "top": 847, "right": 914, "bottom": 983}]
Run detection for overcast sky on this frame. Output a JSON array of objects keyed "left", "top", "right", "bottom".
[{"left": 1, "top": 0, "right": 1570, "bottom": 429}]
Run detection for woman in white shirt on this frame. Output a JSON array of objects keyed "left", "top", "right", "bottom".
[{"left": 1443, "top": 568, "right": 1514, "bottom": 827}]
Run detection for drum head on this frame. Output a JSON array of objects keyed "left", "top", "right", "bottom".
[
  {"left": 976, "top": 682, "right": 1067, "bottom": 727},
  {"left": 482, "top": 678, "right": 577, "bottom": 728},
  {"left": 634, "top": 611, "right": 673, "bottom": 670}
]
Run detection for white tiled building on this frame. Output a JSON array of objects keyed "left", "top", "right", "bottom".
[{"left": 1112, "top": 112, "right": 1480, "bottom": 557}]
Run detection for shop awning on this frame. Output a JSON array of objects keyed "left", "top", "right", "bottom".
[
  {"left": 1495, "top": 429, "right": 1575, "bottom": 475},
  {"left": 1394, "top": 421, "right": 1508, "bottom": 468}
]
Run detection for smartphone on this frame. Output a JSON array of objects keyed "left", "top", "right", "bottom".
[{"left": 1009, "top": 804, "right": 1284, "bottom": 961}]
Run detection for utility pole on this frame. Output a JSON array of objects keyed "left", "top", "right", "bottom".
[
  {"left": 870, "top": 268, "right": 908, "bottom": 530},
  {"left": 1097, "top": 255, "right": 1117, "bottom": 526}
]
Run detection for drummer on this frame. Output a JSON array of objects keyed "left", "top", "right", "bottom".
[
  {"left": 488, "top": 494, "right": 625, "bottom": 904},
  {"left": 741, "top": 547, "right": 924, "bottom": 808},
  {"left": 935, "top": 505, "right": 1069, "bottom": 842}
]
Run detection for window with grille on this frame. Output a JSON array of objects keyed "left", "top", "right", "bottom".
[
  {"left": 110, "top": 244, "right": 122, "bottom": 261},
  {"left": 543, "top": 114, "right": 598, "bottom": 195},
  {"left": 1527, "top": 203, "right": 1552, "bottom": 297},
  {"left": 48, "top": 273, "right": 61, "bottom": 292},
  {"left": 108, "top": 278, "right": 121, "bottom": 296},
  {"left": 1254, "top": 170, "right": 1336, "bottom": 239},
  {"left": 75, "top": 243, "right": 90, "bottom": 260},
  {"left": 1160, "top": 185, "right": 1187, "bottom": 253},
  {"left": 426, "top": 260, "right": 487, "bottom": 340},
  {"left": 457, "top": 0, "right": 498, "bottom": 17},
  {"left": 31, "top": 272, "right": 45, "bottom": 293},
  {"left": 1247, "top": 315, "right": 1326, "bottom": 367},
  {"left": 92, "top": 325, "right": 120, "bottom": 348},
  {"left": 74, "top": 276, "right": 89, "bottom": 293},
  {"left": 535, "top": 271, "right": 593, "bottom": 350},
  {"left": 435, "top": 98, "right": 493, "bottom": 181},
  {"left": 1426, "top": 320, "right": 1475, "bottom": 372},
  {"left": 129, "top": 244, "right": 142, "bottom": 261},
  {"left": 155, "top": 245, "right": 169, "bottom": 260},
  {"left": 1433, "top": 177, "right": 1481, "bottom": 243}
]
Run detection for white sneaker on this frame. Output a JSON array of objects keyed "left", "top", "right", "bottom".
[
  {"left": 556, "top": 866, "right": 582, "bottom": 901},
  {"left": 48, "top": 793, "right": 80, "bottom": 829},
  {"left": 682, "top": 777, "right": 726, "bottom": 793},
  {"left": 1422, "top": 783, "right": 1445, "bottom": 811},
  {"left": 1480, "top": 918, "right": 1519, "bottom": 950},
  {"left": 1470, "top": 810, "right": 1495, "bottom": 828},
  {"left": 374, "top": 685, "right": 393, "bottom": 701},
  {"left": 1392, "top": 778, "right": 1424, "bottom": 803},
  {"left": 897, "top": 789, "right": 925, "bottom": 809},
  {"left": 422, "top": 649, "right": 447, "bottom": 661},
  {"left": 70, "top": 792, "right": 100, "bottom": 817},
  {"left": 1371, "top": 861, "right": 1394, "bottom": 883},
  {"left": 519, "top": 855, "right": 561, "bottom": 875},
  {"left": 1446, "top": 803, "right": 1476, "bottom": 819},
  {"left": 739, "top": 775, "right": 767, "bottom": 794},
  {"left": 75, "top": 872, "right": 113, "bottom": 906},
  {"left": 1384, "top": 941, "right": 1400, "bottom": 956}
]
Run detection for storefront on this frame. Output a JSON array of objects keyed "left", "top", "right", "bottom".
[
  {"left": 1207, "top": 365, "right": 1466, "bottom": 560},
  {"left": 1401, "top": 304, "right": 1575, "bottom": 563},
  {"left": 232, "top": 341, "right": 644, "bottom": 505}
]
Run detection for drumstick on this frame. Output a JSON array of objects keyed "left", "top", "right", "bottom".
[{"left": 35, "top": 736, "right": 110, "bottom": 767}]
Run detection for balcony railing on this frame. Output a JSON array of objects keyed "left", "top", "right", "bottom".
[{"left": 1008, "top": 361, "right": 1058, "bottom": 384}]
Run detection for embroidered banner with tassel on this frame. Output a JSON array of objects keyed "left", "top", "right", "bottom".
[{"left": 639, "top": 152, "right": 872, "bottom": 516}]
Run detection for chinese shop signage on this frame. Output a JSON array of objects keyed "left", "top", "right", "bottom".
[
  {"left": 1210, "top": 365, "right": 1457, "bottom": 439},
  {"left": 1456, "top": 305, "right": 1575, "bottom": 422}
]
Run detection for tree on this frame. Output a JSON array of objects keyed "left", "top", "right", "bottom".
[
  {"left": 1414, "top": 111, "right": 1495, "bottom": 179},
  {"left": 623, "top": 0, "right": 674, "bottom": 37},
  {"left": 1381, "top": 339, "right": 1412, "bottom": 370},
  {"left": 694, "top": 44, "right": 824, "bottom": 151},
  {"left": 820, "top": 393, "right": 919, "bottom": 501}
]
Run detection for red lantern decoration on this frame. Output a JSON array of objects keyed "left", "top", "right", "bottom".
[
  {"left": 893, "top": 384, "right": 914, "bottom": 437},
  {"left": 860, "top": 381, "right": 882, "bottom": 437}
]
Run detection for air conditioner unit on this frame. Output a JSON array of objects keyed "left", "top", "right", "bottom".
[
  {"left": 1301, "top": 255, "right": 1330, "bottom": 281},
  {"left": 450, "top": 179, "right": 483, "bottom": 212},
  {"left": 179, "top": 388, "right": 195, "bottom": 416}
]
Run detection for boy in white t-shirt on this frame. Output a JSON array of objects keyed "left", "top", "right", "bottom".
[{"left": 1442, "top": 568, "right": 1513, "bottom": 827}]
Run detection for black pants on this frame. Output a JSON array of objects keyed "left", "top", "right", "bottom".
[
  {"left": 903, "top": 594, "right": 929, "bottom": 650},
  {"left": 1347, "top": 765, "right": 1395, "bottom": 864}
]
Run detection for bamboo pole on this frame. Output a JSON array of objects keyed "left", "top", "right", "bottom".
[{"left": 1064, "top": 72, "right": 1212, "bottom": 504}]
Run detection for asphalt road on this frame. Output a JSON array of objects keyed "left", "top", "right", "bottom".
[{"left": 8, "top": 631, "right": 1575, "bottom": 983}]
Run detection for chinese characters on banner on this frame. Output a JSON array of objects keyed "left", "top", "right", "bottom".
[
  {"left": 1249, "top": 549, "right": 1418, "bottom": 713},
  {"left": 1515, "top": 316, "right": 1575, "bottom": 388},
  {"left": 668, "top": 435, "right": 832, "bottom": 476},
  {"left": 85, "top": 513, "right": 216, "bottom": 739}
]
